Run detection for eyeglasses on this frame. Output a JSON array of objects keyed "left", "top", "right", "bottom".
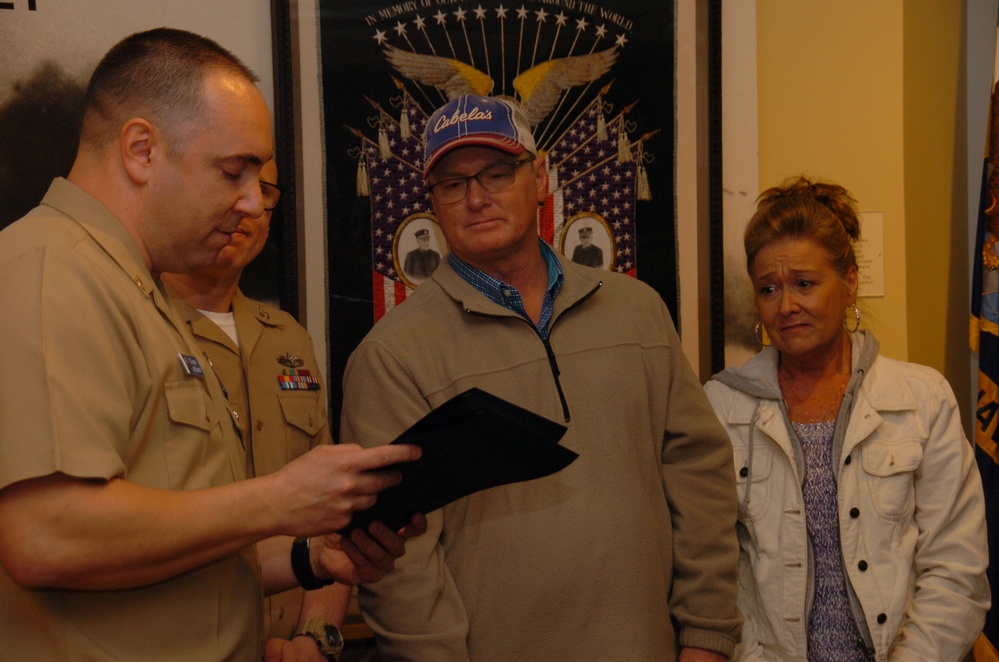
[
  {"left": 261, "top": 180, "right": 282, "bottom": 212},
  {"left": 428, "top": 157, "right": 534, "bottom": 205}
]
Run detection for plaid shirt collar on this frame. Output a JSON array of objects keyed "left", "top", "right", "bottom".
[{"left": 447, "top": 239, "right": 564, "bottom": 339}]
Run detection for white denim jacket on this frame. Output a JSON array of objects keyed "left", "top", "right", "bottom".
[{"left": 705, "top": 331, "right": 989, "bottom": 662}]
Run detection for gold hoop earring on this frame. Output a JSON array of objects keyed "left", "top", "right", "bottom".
[
  {"left": 754, "top": 322, "right": 770, "bottom": 347},
  {"left": 845, "top": 303, "right": 861, "bottom": 332}
]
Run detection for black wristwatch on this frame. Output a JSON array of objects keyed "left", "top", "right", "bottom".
[
  {"left": 291, "top": 537, "right": 335, "bottom": 590},
  {"left": 293, "top": 617, "right": 343, "bottom": 662}
]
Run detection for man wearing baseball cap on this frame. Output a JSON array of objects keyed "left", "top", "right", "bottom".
[{"left": 342, "top": 93, "right": 741, "bottom": 661}]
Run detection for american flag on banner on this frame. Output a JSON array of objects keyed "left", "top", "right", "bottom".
[
  {"left": 346, "top": 94, "right": 433, "bottom": 321},
  {"left": 972, "top": 13, "right": 999, "bottom": 662},
  {"left": 541, "top": 94, "right": 650, "bottom": 276},
  {"left": 344, "top": 7, "right": 658, "bottom": 323}
]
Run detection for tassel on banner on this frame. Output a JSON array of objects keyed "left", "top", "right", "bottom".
[
  {"left": 617, "top": 129, "right": 633, "bottom": 163},
  {"left": 378, "top": 124, "right": 390, "bottom": 159},
  {"left": 597, "top": 81, "right": 614, "bottom": 141},
  {"left": 637, "top": 161, "right": 651, "bottom": 201},
  {"left": 392, "top": 77, "right": 411, "bottom": 139},
  {"left": 400, "top": 105, "right": 411, "bottom": 140},
  {"left": 356, "top": 157, "right": 370, "bottom": 197}
]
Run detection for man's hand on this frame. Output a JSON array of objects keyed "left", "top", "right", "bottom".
[
  {"left": 679, "top": 647, "right": 729, "bottom": 662},
  {"left": 314, "top": 513, "right": 428, "bottom": 585},
  {"left": 264, "top": 443, "right": 422, "bottom": 537},
  {"left": 263, "top": 634, "right": 326, "bottom": 662}
]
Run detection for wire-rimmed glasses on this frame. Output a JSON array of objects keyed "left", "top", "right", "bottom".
[{"left": 427, "top": 157, "right": 534, "bottom": 205}]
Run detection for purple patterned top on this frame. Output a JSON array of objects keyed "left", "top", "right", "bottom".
[{"left": 793, "top": 419, "right": 871, "bottom": 661}]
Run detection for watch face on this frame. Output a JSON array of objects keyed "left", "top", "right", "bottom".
[
  {"left": 322, "top": 623, "right": 343, "bottom": 648},
  {"left": 298, "top": 619, "right": 343, "bottom": 661},
  {"left": 309, "top": 623, "right": 343, "bottom": 660}
]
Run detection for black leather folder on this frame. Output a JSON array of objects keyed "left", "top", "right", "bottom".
[{"left": 340, "top": 388, "right": 576, "bottom": 534}]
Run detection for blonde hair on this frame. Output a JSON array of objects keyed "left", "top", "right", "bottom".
[{"left": 744, "top": 175, "right": 860, "bottom": 279}]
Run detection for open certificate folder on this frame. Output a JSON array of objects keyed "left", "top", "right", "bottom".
[{"left": 340, "top": 388, "right": 577, "bottom": 534}]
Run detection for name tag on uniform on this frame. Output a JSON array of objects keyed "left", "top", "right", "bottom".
[{"left": 178, "top": 353, "right": 206, "bottom": 378}]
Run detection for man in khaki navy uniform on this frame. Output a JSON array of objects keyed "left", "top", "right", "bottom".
[
  {"left": 0, "top": 28, "right": 423, "bottom": 662},
  {"left": 163, "top": 159, "right": 352, "bottom": 661}
]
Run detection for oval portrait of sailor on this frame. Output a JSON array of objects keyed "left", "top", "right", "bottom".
[
  {"left": 560, "top": 212, "right": 615, "bottom": 271},
  {"left": 394, "top": 213, "right": 448, "bottom": 288}
]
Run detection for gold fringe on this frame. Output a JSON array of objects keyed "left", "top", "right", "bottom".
[
  {"left": 985, "top": 233, "right": 999, "bottom": 270},
  {"left": 974, "top": 632, "right": 999, "bottom": 661}
]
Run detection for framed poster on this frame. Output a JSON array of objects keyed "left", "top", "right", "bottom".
[
  {"left": 316, "top": 0, "right": 679, "bottom": 425},
  {"left": 0, "top": 0, "right": 298, "bottom": 312}
]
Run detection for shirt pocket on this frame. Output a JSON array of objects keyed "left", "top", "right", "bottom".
[
  {"left": 278, "top": 392, "right": 325, "bottom": 458},
  {"left": 163, "top": 380, "right": 218, "bottom": 489},
  {"left": 165, "top": 380, "right": 215, "bottom": 431},
  {"left": 733, "top": 445, "right": 775, "bottom": 522},
  {"left": 860, "top": 438, "right": 922, "bottom": 519}
]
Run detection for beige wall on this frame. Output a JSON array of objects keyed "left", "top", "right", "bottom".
[
  {"left": 756, "top": 1, "right": 970, "bottom": 407},
  {"left": 902, "top": 3, "right": 970, "bottom": 397}
]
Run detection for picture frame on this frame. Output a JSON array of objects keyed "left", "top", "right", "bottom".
[
  {"left": 0, "top": 0, "right": 298, "bottom": 312},
  {"left": 305, "top": 0, "right": 688, "bottom": 425},
  {"left": 393, "top": 214, "right": 447, "bottom": 290},
  {"left": 559, "top": 212, "right": 617, "bottom": 272},
  {"left": 245, "top": 0, "right": 300, "bottom": 315}
]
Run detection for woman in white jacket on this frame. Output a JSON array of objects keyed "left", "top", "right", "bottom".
[{"left": 704, "top": 176, "right": 989, "bottom": 661}]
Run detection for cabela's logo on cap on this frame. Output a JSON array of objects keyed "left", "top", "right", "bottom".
[
  {"left": 422, "top": 94, "right": 534, "bottom": 177},
  {"left": 432, "top": 106, "right": 494, "bottom": 134}
]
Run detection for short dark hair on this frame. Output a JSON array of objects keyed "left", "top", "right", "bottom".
[
  {"left": 744, "top": 175, "right": 861, "bottom": 279},
  {"left": 81, "top": 27, "right": 259, "bottom": 151}
]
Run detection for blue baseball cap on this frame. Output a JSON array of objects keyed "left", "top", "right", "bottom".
[{"left": 423, "top": 94, "right": 537, "bottom": 178}]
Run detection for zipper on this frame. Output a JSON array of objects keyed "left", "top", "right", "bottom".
[
  {"left": 540, "top": 331, "right": 570, "bottom": 423},
  {"left": 539, "top": 280, "right": 602, "bottom": 423},
  {"left": 462, "top": 280, "right": 602, "bottom": 425}
]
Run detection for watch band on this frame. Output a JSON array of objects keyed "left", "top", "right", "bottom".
[{"left": 290, "top": 537, "right": 335, "bottom": 590}]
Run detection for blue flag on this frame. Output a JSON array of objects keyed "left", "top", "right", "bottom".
[{"left": 973, "top": 23, "right": 999, "bottom": 662}]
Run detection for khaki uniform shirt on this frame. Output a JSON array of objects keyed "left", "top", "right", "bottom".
[
  {"left": 171, "top": 290, "right": 330, "bottom": 639},
  {"left": 0, "top": 179, "right": 262, "bottom": 661}
]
